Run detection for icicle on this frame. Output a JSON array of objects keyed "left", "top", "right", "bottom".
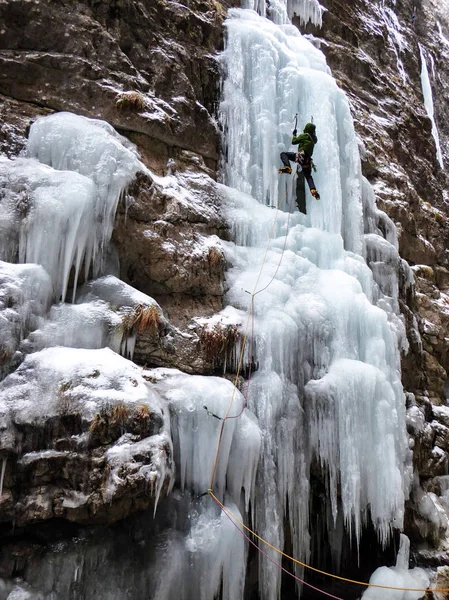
[
  {"left": 0, "top": 457, "right": 7, "bottom": 498},
  {"left": 21, "top": 112, "right": 144, "bottom": 299},
  {"left": 419, "top": 44, "right": 444, "bottom": 169}
]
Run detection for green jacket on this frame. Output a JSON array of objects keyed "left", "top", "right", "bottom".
[{"left": 292, "top": 123, "right": 317, "bottom": 158}]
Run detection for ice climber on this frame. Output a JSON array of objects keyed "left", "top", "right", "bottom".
[{"left": 278, "top": 122, "right": 320, "bottom": 200}]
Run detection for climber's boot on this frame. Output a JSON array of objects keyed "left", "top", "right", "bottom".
[
  {"left": 310, "top": 188, "right": 320, "bottom": 200},
  {"left": 278, "top": 166, "right": 292, "bottom": 175}
]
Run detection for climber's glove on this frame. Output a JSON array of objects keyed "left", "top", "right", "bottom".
[{"left": 292, "top": 129, "right": 297, "bottom": 136}]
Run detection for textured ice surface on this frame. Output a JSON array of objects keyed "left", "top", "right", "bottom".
[
  {"left": 21, "top": 300, "right": 123, "bottom": 355},
  {"left": 22, "top": 112, "right": 143, "bottom": 298},
  {"left": 243, "top": 0, "right": 324, "bottom": 26},
  {"left": 362, "top": 534, "right": 429, "bottom": 599},
  {"left": 419, "top": 44, "right": 444, "bottom": 169},
  {"left": 155, "top": 368, "right": 261, "bottom": 508},
  {"left": 220, "top": 9, "right": 363, "bottom": 255},
  {"left": 0, "top": 157, "right": 97, "bottom": 301},
  {"left": 21, "top": 276, "right": 164, "bottom": 359},
  {"left": 0, "top": 261, "right": 52, "bottom": 377},
  {"left": 307, "top": 358, "right": 406, "bottom": 544}
]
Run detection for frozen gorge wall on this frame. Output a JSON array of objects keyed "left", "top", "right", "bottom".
[{"left": 0, "top": 0, "right": 443, "bottom": 598}]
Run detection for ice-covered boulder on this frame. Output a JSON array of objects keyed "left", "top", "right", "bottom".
[
  {"left": 0, "top": 347, "right": 173, "bottom": 526},
  {"left": 361, "top": 534, "right": 430, "bottom": 599}
]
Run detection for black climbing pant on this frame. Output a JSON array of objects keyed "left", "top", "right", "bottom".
[{"left": 280, "top": 151, "right": 317, "bottom": 192}]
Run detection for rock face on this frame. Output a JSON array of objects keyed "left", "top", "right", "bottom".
[
  {"left": 0, "top": 347, "right": 174, "bottom": 527},
  {"left": 0, "top": 0, "right": 233, "bottom": 550},
  {"left": 316, "top": 0, "right": 449, "bottom": 401},
  {"left": 0, "top": 0, "right": 221, "bottom": 163}
]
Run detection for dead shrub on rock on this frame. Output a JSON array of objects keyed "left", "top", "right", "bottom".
[
  {"left": 132, "top": 404, "right": 151, "bottom": 436},
  {"left": 199, "top": 322, "right": 240, "bottom": 371},
  {"left": 89, "top": 402, "right": 129, "bottom": 446},
  {"left": 89, "top": 402, "right": 155, "bottom": 445},
  {"left": 115, "top": 91, "right": 146, "bottom": 111},
  {"left": 208, "top": 246, "right": 224, "bottom": 268},
  {"left": 122, "top": 304, "right": 162, "bottom": 337},
  {"left": 0, "top": 348, "right": 12, "bottom": 366}
]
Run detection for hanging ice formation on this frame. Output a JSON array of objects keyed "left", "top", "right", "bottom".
[
  {"left": 419, "top": 44, "right": 444, "bottom": 169},
  {"left": 0, "top": 113, "right": 143, "bottom": 302},
  {"left": 242, "top": 0, "right": 325, "bottom": 26},
  {"left": 0, "top": 111, "right": 261, "bottom": 598},
  {"left": 218, "top": 3, "right": 412, "bottom": 596}
]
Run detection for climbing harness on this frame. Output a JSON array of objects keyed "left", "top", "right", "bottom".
[{"left": 295, "top": 150, "right": 305, "bottom": 163}]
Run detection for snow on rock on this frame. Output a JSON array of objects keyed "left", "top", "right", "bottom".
[
  {"left": 77, "top": 275, "right": 161, "bottom": 311},
  {"left": 17, "top": 276, "right": 167, "bottom": 362},
  {"left": 21, "top": 300, "right": 124, "bottom": 355},
  {"left": 362, "top": 534, "right": 430, "bottom": 599},
  {"left": 0, "top": 261, "right": 52, "bottom": 378},
  {"left": 149, "top": 170, "right": 223, "bottom": 225},
  {"left": 0, "top": 347, "right": 174, "bottom": 526}
]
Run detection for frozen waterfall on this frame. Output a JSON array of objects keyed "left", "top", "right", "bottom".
[
  {"left": 419, "top": 44, "right": 444, "bottom": 170},
  {"left": 219, "top": 7, "right": 411, "bottom": 597}
]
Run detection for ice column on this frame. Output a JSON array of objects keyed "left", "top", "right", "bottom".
[{"left": 419, "top": 44, "right": 444, "bottom": 169}]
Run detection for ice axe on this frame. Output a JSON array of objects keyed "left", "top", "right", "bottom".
[{"left": 293, "top": 113, "right": 298, "bottom": 132}]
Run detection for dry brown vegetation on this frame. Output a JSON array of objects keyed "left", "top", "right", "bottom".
[
  {"left": 208, "top": 246, "right": 224, "bottom": 267},
  {"left": 122, "top": 304, "right": 162, "bottom": 336},
  {"left": 0, "top": 349, "right": 12, "bottom": 365},
  {"left": 115, "top": 91, "right": 147, "bottom": 111},
  {"left": 89, "top": 401, "right": 153, "bottom": 444},
  {"left": 199, "top": 322, "right": 240, "bottom": 370}
]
